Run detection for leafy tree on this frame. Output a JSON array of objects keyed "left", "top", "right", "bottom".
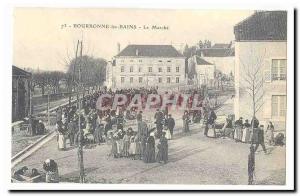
[{"left": 32, "top": 72, "right": 48, "bottom": 95}]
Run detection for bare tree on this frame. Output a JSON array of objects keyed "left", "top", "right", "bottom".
[
  {"left": 240, "top": 49, "right": 266, "bottom": 118},
  {"left": 32, "top": 72, "right": 49, "bottom": 95}
]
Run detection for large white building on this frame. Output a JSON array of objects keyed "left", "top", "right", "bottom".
[
  {"left": 105, "top": 44, "right": 186, "bottom": 90},
  {"left": 234, "top": 11, "right": 287, "bottom": 130},
  {"left": 187, "top": 55, "right": 216, "bottom": 88},
  {"left": 196, "top": 43, "right": 235, "bottom": 75}
]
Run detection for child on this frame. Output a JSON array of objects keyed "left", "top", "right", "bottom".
[{"left": 122, "top": 130, "right": 131, "bottom": 158}]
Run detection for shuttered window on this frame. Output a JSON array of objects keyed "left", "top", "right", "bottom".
[
  {"left": 167, "top": 77, "right": 171, "bottom": 83},
  {"left": 272, "top": 95, "right": 286, "bottom": 117},
  {"left": 271, "top": 59, "right": 286, "bottom": 81}
]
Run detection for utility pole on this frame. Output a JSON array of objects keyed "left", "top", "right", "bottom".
[
  {"left": 29, "top": 78, "right": 32, "bottom": 116},
  {"left": 47, "top": 81, "right": 50, "bottom": 125},
  {"left": 70, "top": 40, "right": 80, "bottom": 106},
  {"left": 77, "top": 40, "right": 85, "bottom": 183}
]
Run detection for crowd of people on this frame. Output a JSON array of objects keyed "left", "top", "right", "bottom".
[
  {"left": 53, "top": 86, "right": 208, "bottom": 149},
  {"left": 109, "top": 126, "right": 168, "bottom": 164},
  {"left": 52, "top": 87, "right": 177, "bottom": 165}
]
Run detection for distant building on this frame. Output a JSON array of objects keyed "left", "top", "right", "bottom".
[
  {"left": 188, "top": 55, "right": 216, "bottom": 88},
  {"left": 105, "top": 44, "right": 186, "bottom": 89},
  {"left": 12, "top": 66, "right": 32, "bottom": 122},
  {"left": 234, "top": 11, "right": 287, "bottom": 130},
  {"left": 196, "top": 42, "right": 235, "bottom": 75}
]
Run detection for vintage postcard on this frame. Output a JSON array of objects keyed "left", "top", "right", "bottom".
[{"left": 9, "top": 7, "right": 294, "bottom": 190}]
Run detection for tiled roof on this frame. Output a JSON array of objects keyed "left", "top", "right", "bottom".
[
  {"left": 195, "top": 56, "right": 213, "bottom": 65},
  {"left": 211, "top": 43, "right": 231, "bottom": 49},
  {"left": 12, "top": 65, "right": 32, "bottom": 77},
  {"left": 234, "top": 11, "right": 287, "bottom": 41},
  {"left": 196, "top": 48, "right": 235, "bottom": 57},
  {"left": 116, "top": 45, "right": 184, "bottom": 57}
]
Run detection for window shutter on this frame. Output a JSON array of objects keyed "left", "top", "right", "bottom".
[{"left": 264, "top": 70, "right": 271, "bottom": 82}]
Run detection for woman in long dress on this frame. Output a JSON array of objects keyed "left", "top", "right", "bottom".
[
  {"left": 156, "top": 132, "right": 168, "bottom": 164},
  {"left": 143, "top": 132, "right": 156, "bottom": 163},
  {"left": 134, "top": 134, "right": 142, "bottom": 160},
  {"left": 122, "top": 130, "right": 131, "bottom": 157},
  {"left": 56, "top": 121, "right": 67, "bottom": 150},
  {"left": 266, "top": 121, "right": 275, "bottom": 145},
  {"left": 129, "top": 133, "right": 137, "bottom": 160},
  {"left": 111, "top": 133, "right": 119, "bottom": 158},
  {"left": 182, "top": 111, "right": 190, "bottom": 133}
]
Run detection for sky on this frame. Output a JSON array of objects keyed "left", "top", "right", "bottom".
[{"left": 13, "top": 8, "right": 254, "bottom": 72}]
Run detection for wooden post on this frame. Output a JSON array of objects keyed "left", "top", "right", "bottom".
[
  {"left": 70, "top": 40, "right": 80, "bottom": 106},
  {"left": 15, "top": 77, "right": 19, "bottom": 120},
  {"left": 47, "top": 86, "right": 50, "bottom": 125},
  {"left": 77, "top": 40, "right": 85, "bottom": 183},
  {"left": 29, "top": 79, "right": 32, "bottom": 116}
]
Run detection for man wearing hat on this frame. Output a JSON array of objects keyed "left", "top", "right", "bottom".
[
  {"left": 167, "top": 114, "right": 175, "bottom": 137},
  {"left": 67, "top": 117, "right": 78, "bottom": 146}
]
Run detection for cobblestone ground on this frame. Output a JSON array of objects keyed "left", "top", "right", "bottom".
[{"left": 12, "top": 96, "right": 286, "bottom": 185}]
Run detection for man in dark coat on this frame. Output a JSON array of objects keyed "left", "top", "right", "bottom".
[
  {"left": 204, "top": 109, "right": 217, "bottom": 136},
  {"left": 137, "top": 111, "right": 143, "bottom": 122},
  {"left": 251, "top": 116, "right": 259, "bottom": 128},
  {"left": 138, "top": 120, "right": 149, "bottom": 158},
  {"left": 253, "top": 125, "right": 267, "bottom": 153},
  {"left": 167, "top": 114, "right": 175, "bottom": 136},
  {"left": 36, "top": 120, "right": 45, "bottom": 135},
  {"left": 67, "top": 118, "right": 78, "bottom": 146},
  {"left": 154, "top": 109, "right": 164, "bottom": 138},
  {"left": 208, "top": 109, "right": 217, "bottom": 125},
  {"left": 235, "top": 117, "right": 244, "bottom": 127}
]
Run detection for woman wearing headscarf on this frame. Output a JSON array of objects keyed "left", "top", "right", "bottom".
[
  {"left": 43, "top": 159, "right": 59, "bottom": 183},
  {"left": 156, "top": 132, "right": 168, "bottom": 164},
  {"left": 56, "top": 120, "right": 67, "bottom": 150},
  {"left": 143, "top": 132, "right": 156, "bottom": 163}
]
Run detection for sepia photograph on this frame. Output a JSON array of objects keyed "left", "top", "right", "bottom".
[{"left": 6, "top": 6, "right": 295, "bottom": 191}]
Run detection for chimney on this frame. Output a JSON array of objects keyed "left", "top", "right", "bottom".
[
  {"left": 136, "top": 49, "right": 139, "bottom": 56},
  {"left": 117, "top": 43, "right": 120, "bottom": 53}
]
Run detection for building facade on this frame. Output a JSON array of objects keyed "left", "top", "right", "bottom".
[
  {"left": 12, "top": 66, "right": 32, "bottom": 122},
  {"left": 196, "top": 43, "right": 235, "bottom": 76},
  {"left": 234, "top": 11, "right": 287, "bottom": 130},
  {"left": 106, "top": 45, "right": 186, "bottom": 90},
  {"left": 188, "top": 55, "right": 216, "bottom": 88}
]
